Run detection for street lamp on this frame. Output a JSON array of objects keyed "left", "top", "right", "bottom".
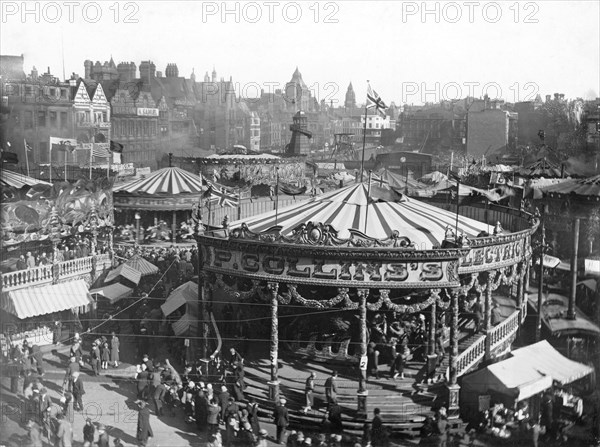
[{"left": 135, "top": 212, "right": 141, "bottom": 244}]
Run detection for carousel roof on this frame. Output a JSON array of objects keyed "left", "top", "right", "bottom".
[
  {"left": 113, "top": 167, "right": 204, "bottom": 195},
  {"left": 518, "top": 158, "right": 568, "bottom": 178},
  {"left": 540, "top": 174, "right": 600, "bottom": 197},
  {"left": 0, "top": 170, "right": 51, "bottom": 189},
  {"left": 231, "top": 183, "right": 492, "bottom": 248}
]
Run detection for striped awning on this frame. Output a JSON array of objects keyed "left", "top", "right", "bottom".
[
  {"left": 2, "top": 279, "right": 92, "bottom": 319},
  {"left": 172, "top": 313, "right": 198, "bottom": 336},
  {"left": 113, "top": 167, "right": 205, "bottom": 195},
  {"left": 1, "top": 170, "right": 51, "bottom": 189},
  {"left": 125, "top": 255, "right": 159, "bottom": 277},
  {"left": 161, "top": 281, "right": 198, "bottom": 317},
  {"left": 90, "top": 283, "right": 133, "bottom": 304},
  {"left": 104, "top": 263, "right": 142, "bottom": 285},
  {"left": 231, "top": 183, "right": 491, "bottom": 248},
  {"left": 540, "top": 174, "right": 600, "bottom": 197}
]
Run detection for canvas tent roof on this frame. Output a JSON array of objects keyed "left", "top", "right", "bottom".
[
  {"left": 161, "top": 281, "right": 198, "bottom": 317},
  {"left": 462, "top": 356, "right": 553, "bottom": 402},
  {"left": 104, "top": 263, "right": 142, "bottom": 285},
  {"left": 511, "top": 340, "right": 594, "bottom": 385},
  {"left": 90, "top": 283, "right": 133, "bottom": 304}
]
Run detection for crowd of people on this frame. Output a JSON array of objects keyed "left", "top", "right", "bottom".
[{"left": 114, "top": 218, "right": 197, "bottom": 244}]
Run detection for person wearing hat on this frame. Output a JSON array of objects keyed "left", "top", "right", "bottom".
[
  {"left": 303, "top": 437, "right": 312, "bottom": 446},
  {"left": 370, "top": 408, "right": 387, "bottom": 447},
  {"left": 71, "top": 372, "right": 85, "bottom": 412},
  {"left": 54, "top": 412, "right": 73, "bottom": 447},
  {"left": 97, "top": 423, "right": 110, "bottom": 447},
  {"left": 325, "top": 371, "right": 338, "bottom": 406},
  {"left": 83, "top": 418, "right": 95, "bottom": 447},
  {"left": 273, "top": 396, "right": 289, "bottom": 444},
  {"left": 256, "top": 428, "right": 268, "bottom": 447},
  {"left": 90, "top": 341, "right": 101, "bottom": 376},
  {"left": 248, "top": 397, "right": 261, "bottom": 435},
  {"left": 26, "top": 418, "right": 43, "bottom": 447},
  {"left": 207, "top": 398, "right": 221, "bottom": 435},
  {"left": 304, "top": 371, "right": 316, "bottom": 413},
  {"left": 136, "top": 364, "right": 150, "bottom": 400},
  {"left": 218, "top": 385, "right": 231, "bottom": 421},
  {"left": 136, "top": 400, "right": 154, "bottom": 447},
  {"left": 296, "top": 431, "right": 305, "bottom": 445}
]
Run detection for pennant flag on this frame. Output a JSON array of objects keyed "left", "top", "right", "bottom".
[
  {"left": 366, "top": 84, "right": 388, "bottom": 117},
  {"left": 110, "top": 140, "right": 124, "bottom": 153},
  {"left": 279, "top": 182, "right": 307, "bottom": 196},
  {"left": 49, "top": 137, "right": 78, "bottom": 153},
  {"left": 24, "top": 139, "right": 32, "bottom": 152}
]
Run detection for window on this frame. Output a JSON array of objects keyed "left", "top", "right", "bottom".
[
  {"left": 60, "top": 89, "right": 67, "bottom": 99},
  {"left": 37, "top": 111, "right": 46, "bottom": 127},
  {"left": 49, "top": 88, "right": 56, "bottom": 97},
  {"left": 129, "top": 120, "right": 134, "bottom": 136},
  {"left": 24, "top": 111, "right": 33, "bottom": 129},
  {"left": 102, "top": 112, "right": 107, "bottom": 122},
  {"left": 39, "top": 142, "right": 48, "bottom": 163},
  {"left": 49, "top": 111, "right": 57, "bottom": 127},
  {"left": 24, "top": 85, "right": 33, "bottom": 96},
  {"left": 60, "top": 112, "right": 68, "bottom": 128}
]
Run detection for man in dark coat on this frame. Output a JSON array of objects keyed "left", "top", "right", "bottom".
[
  {"left": 71, "top": 372, "right": 85, "bottom": 412},
  {"left": 91, "top": 342, "right": 101, "bottom": 376},
  {"left": 136, "top": 400, "right": 154, "bottom": 447},
  {"left": 324, "top": 371, "right": 338, "bottom": 406},
  {"left": 207, "top": 398, "right": 220, "bottom": 435},
  {"left": 83, "top": 418, "right": 95, "bottom": 446},
  {"left": 153, "top": 382, "right": 166, "bottom": 417},
  {"left": 97, "top": 423, "right": 109, "bottom": 447},
  {"left": 273, "top": 397, "right": 289, "bottom": 444},
  {"left": 136, "top": 364, "right": 150, "bottom": 400},
  {"left": 248, "top": 398, "right": 261, "bottom": 435},
  {"left": 371, "top": 407, "right": 387, "bottom": 446},
  {"left": 218, "top": 385, "right": 231, "bottom": 421}
]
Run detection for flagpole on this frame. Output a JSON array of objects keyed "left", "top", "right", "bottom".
[
  {"left": 364, "top": 170, "right": 372, "bottom": 233},
  {"left": 24, "top": 140, "right": 30, "bottom": 177},
  {"left": 237, "top": 186, "right": 241, "bottom": 220},
  {"left": 275, "top": 167, "right": 280, "bottom": 226},
  {"left": 48, "top": 137, "right": 52, "bottom": 182},
  {"left": 359, "top": 81, "right": 369, "bottom": 183},
  {"left": 454, "top": 175, "right": 460, "bottom": 242}
]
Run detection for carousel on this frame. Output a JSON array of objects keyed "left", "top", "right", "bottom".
[
  {"left": 113, "top": 166, "right": 206, "bottom": 243},
  {"left": 195, "top": 181, "right": 538, "bottom": 415}
]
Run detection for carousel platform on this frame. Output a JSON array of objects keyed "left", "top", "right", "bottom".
[{"left": 239, "top": 349, "right": 461, "bottom": 438}]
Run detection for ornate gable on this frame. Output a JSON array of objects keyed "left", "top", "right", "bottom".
[{"left": 73, "top": 82, "right": 91, "bottom": 106}]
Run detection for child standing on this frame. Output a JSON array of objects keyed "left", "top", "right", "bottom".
[{"left": 101, "top": 342, "right": 110, "bottom": 370}]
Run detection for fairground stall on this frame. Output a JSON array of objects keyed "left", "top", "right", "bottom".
[
  {"left": 0, "top": 176, "right": 114, "bottom": 351},
  {"left": 195, "top": 181, "right": 538, "bottom": 418}
]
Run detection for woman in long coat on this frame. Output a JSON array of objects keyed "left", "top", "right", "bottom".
[
  {"left": 136, "top": 401, "right": 154, "bottom": 447},
  {"left": 110, "top": 333, "right": 120, "bottom": 367}
]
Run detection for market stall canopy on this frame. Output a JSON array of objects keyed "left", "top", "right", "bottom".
[
  {"left": 577, "top": 279, "right": 597, "bottom": 291},
  {"left": 2, "top": 279, "right": 92, "bottom": 319},
  {"left": 161, "top": 281, "right": 198, "bottom": 317},
  {"left": 90, "top": 283, "right": 133, "bottom": 304},
  {"left": 113, "top": 166, "right": 205, "bottom": 195},
  {"left": 230, "top": 182, "right": 491, "bottom": 248},
  {"left": 104, "top": 263, "right": 142, "bottom": 285},
  {"left": 172, "top": 312, "right": 198, "bottom": 336},
  {"left": 125, "top": 255, "right": 159, "bottom": 277},
  {"left": 511, "top": 340, "right": 594, "bottom": 385},
  {"left": 1, "top": 170, "right": 51, "bottom": 188},
  {"left": 462, "top": 356, "right": 553, "bottom": 402},
  {"left": 540, "top": 174, "right": 600, "bottom": 198},
  {"left": 204, "top": 153, "right": 280, "bottom": 160}
]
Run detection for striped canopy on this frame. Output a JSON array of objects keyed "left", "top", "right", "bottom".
[
  {"left": 113, "top": 167, "right": 205, "bottom": 195},
  {"left": 518, "top": 158, "right": 568, "bottom": 179},
  {"left": 540, "top": 174, "right": 600, "bottom": 197},
  {"left": 1, "top": 170, "right": 51, "bottom": 189},
  {"left": 125, "top": 255, "right": 160, "bottom": 276},
  {"left": 232, "top": 183, "right": 492, "bottom": 248}
]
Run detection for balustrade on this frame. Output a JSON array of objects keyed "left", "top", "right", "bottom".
[
  {"left": 1, "top": 265, "right": 53, "bottom": 291},
  {"left": 489, "top": 310, "right": 520, "bottom": 351},
  {"left": 1, "top": 254, "right": 113, "bottom": 292},
  {"left": 456, "top": 335, "right": 486, "bottom": 377}
]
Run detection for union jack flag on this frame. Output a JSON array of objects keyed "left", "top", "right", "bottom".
[
  {"left": 204, "top": 181, "right": 239, "bottom": 208},
  {"left": 366, "top": 84, "right": 388, "bottom": 117}
]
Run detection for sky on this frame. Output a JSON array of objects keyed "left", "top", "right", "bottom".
[{"left": 1, "top": 0, "right": 599, "bottom": 106}]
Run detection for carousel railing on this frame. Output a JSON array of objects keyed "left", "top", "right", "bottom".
[
  {"left": 489, "top": 310, "right": 520, "bottom": 352},
  {"left": 1, "top": 264, "right": 54, "bottom": 291},
  {"left": 455, "top": 334, "right": 486, "bottom": 377}
]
